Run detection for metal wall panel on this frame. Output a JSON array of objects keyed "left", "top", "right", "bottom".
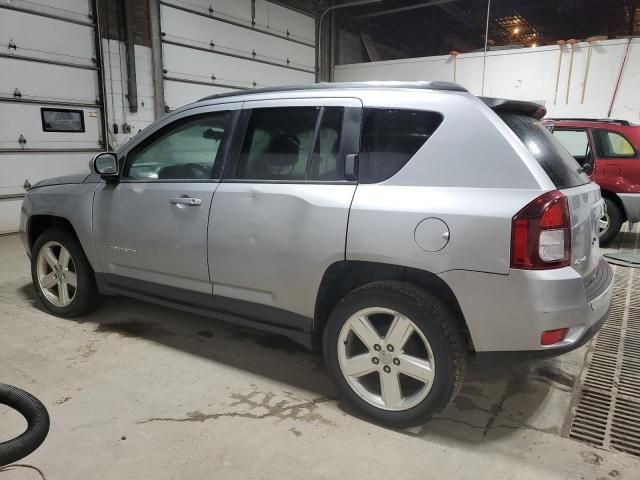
[
  {"left": 0, "top": 1, "right": 104, "bottom": 232},
  {"left": 0, "top": 152, "right": 96, "bottom": 197},
  {"left": 0, "top": 104, "right": 101, "bottom": 150},
  {"left": 0, "top": 58, "right": 99, "bottom": 104},
  {"left": 162, "top": 43, "right": 314, "bottom": 90},
  {"left": 160, "top": 5, "right": 314, "bottom": 71},
  {"left": 1, "top": 0, "right": 92, "bottom": 23},
  {"left": 254, "top": 0, "right": 315, "bottom": 44},
  {"left": 163, "top": 0, "right": 253, "bottom": 24},
  {"left": 159, "top": 0, "right": 316, "bottom": 111},
  {"left": 0, "top": 8, "right": 95, "bottom": 66},
  {"left": 163, "top": 80, "right": 235, "bottom": 110}
]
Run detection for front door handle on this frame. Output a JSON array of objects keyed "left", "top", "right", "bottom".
[{"left": 170, "top": 196, "right": 202, "bottom": 206}]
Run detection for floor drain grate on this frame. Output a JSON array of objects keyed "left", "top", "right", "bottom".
[{"left": 565, "top": 264, "right": 640, "bottom": 457}]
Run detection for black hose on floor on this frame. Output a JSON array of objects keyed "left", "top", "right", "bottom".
[{"left": 0, "top": 384, "right": 50, "bottom": 467}]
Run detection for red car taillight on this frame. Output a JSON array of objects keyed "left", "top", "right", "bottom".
[{"left": 511, "top": 190, "right": 571, "bottom": 269}]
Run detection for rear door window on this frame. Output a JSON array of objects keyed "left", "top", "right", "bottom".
[
  {"left": 358, "top": 108, "right": 443, "bottom": 184},
  {"left": 592, "top": 130, "right": 637, "bottom": 158},
  {"left": 235, "top": 106, "right": 346, "bottom": 181},
  {"left": 552, "top": 129, "right": 592, "bottom": 166},
  {"left": 498, "top": 112, "right": 589, "bottom": 188}
]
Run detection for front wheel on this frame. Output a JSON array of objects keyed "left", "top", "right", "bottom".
[
  {"left": 323, "top": 281, "right": 467, "bottom": 428},
  {"left": 31, "top": 228, "right": 100, "bottom": 317}
]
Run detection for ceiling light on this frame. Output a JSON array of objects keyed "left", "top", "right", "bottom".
[
  {"left": 531, "top": 43, "right": 537, "bottom": 48},
  {"left": 513, "top": 27, "right": 520, "bottom": 34}
]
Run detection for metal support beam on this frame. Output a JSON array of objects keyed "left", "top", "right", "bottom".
[
  {"left": 122, "top": 0, "right": 138, "bottom": 113},
  {"left": 149, "top": 0, "right": 165, "bottom": 119},
  {"left": 316, "top": 0, "right": 382, "bottom": 82},
  {"left": 92, "top": 0, "right": 108, "bottom": 150},
  {"left": 350, "top": 0, "right": 457, "bottom": 20}
]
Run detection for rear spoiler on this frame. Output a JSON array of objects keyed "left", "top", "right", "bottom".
[{"left": 480, "top": 97, "right": 547, "bottom": 120}]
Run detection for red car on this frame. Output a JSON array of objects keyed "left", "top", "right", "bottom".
[{"left": 544, "top": 118, "right": 640, "bottom": 245}]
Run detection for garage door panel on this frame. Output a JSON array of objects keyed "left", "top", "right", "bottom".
[
  {"left": 0, "top": 1, "right": 102, "bottom": 233},
  {"left": 5, "top": 0, "right": 91, "bottom": 19},
  {"left": 0, "top": 104, "right": 101, "bottom": 149},
  {"left": 0, "top": 198, "right": 23, "bottom": 234},
  {"left": 162, "top": 0, "right": 253, "bottom": 25},
  {"left": 0, "top": 58, "right": 99, "bottom": 104},
  {"left": 0, "top": 9, "right": 95, "bottom": 66},
  {"left": 254, "top": 0, "right": 314, "bottom": 44},
  {"left": 163, "top": 44, "right": 313, "bottom": 88},
  {"left": 160, "top": 5, "right": 314, "bottom": 70},
  {"left": 0, "top": 151, "right": 95, "bottom": 192},
  {"left": 164, "top": 80, "right": 236, "bottom": 110}
]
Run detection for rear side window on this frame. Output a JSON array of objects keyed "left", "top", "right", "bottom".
[
  {"left": 592, "top": 130, "right": 636, "bottom": 158},
  {"left": 359, "top": 109, "right": 443, "bottom": 184},
  {"left": 237, "top": 107, "right": 318, "bottom": 181},
  {"left": 498, "top": 112, "right": 589, "bottom": 189},
  {"left": 236, "top": 106, "right": 346, "bottom": 181}
]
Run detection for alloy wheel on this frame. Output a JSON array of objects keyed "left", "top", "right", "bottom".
[
  {"left": 337, "top": 307, "right": 436, "bottom": 411},
  {"left": 36, "top": 241, "right": 77, "bottom": 308}
]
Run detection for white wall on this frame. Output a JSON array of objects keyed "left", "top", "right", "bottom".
[
  {"left": 334, "top": 38, "right": 640, "bottom": 122},
  {"left": 102, "top": 40, "right": 156, "bottom": 149}
]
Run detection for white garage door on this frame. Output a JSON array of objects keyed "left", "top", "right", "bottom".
[
  {"left": 159, "top": 0, "right": 316, "bottom": 110},
  {"left": 0, "top": 0, "right": 106, "bottom": 233}
]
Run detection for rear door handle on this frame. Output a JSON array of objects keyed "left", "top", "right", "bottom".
[{"left": 170, "top": 196, "right": 202, "bottom": 206}]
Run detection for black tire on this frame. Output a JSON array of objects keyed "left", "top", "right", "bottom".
[
  {"left": 31, "top": 228, "right": 100, "bottom": 317},
  {"left": 600, "top": 198, "right": 623, "bottom": 247},
  {"left": 0, "top": 384, "right": 50, "bottom": 467},
  {"left": 323, "top": 281, "right": 467, "bottom": 428}
]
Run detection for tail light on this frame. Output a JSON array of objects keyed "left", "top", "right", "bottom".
[{"left": 511, "top": 190, "right": 571, "bottom": 269}]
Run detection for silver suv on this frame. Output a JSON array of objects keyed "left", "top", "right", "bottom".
[{"left": 20, "top": 82, "right": 613, "bottom": 427}]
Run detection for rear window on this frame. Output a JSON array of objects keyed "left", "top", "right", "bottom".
[
  {"left": 359, "top": 108, "right": 443, "bottom": 184},
  {"left": 498, "top": 112, "right": 589, "bottom": 188}
]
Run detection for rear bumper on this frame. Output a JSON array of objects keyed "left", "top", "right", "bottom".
[
  {"left": 619, "top": 193, "right": 640, "bottom": 223},
  {"left": 439, "top": 259, "right": 614, "bottom": 352}
]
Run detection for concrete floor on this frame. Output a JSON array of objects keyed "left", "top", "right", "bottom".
[{"left": 1, "top": 231, "right": 640, "bottom": 480}]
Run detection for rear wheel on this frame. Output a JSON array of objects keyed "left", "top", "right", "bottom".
[
  {"left": 31, "top": 229, "right": 100, "bottom": 317},
  {"left": 323, "top": 281, "right": 466, "bottom": 427},
  {"left": 599, "top": 198, "right": 623, "bottom": 246}
]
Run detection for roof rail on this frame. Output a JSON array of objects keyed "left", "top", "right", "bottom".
[
  {"left": 544, "top": 117, "right": 632, "bottom": 126},
  {"left": 197, "top": 81, "right": 467, "bottom": 102}
]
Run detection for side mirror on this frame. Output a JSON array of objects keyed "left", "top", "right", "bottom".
[{"left": 92, "top": 152, "right": 119, "bottom": 182}]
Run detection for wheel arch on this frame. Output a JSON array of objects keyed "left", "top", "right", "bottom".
[
  {"left": 314, "top": 260, "right": 473, "bottom": 351},
  {"left": 27, "top": 215, "right": 80, "bottom": 252},
  {"left": 601, "top": 189, "right": 627, "bottom": 221}
]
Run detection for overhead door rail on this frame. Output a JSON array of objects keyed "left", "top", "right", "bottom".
[{"left": 0, "top": 53, "right": 99, "bottom": 71}]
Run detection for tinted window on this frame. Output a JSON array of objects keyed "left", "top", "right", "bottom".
[
  {"left": 237, "top": 107, "right": 319, "bottom": 180},
  {"left": 125, "top": 112, "right": 230, "bottom": 180},
  {"left": 359, "top": 109, "right": 442, "bottom": 184},
  {"left": 310, "top": 107, "right": 344, "bottom": 181},
  {"left": 592, "top": 130, "right": 636, "bottom": 158},
  {"left": 499, "top": 113, "right": 589, "bottom": 188},
  {"left": 552, "top": 129, "right": 592, "bottom": 166}
]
